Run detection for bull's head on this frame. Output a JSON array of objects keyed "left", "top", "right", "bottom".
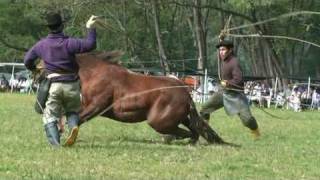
[{"left": 32, "top": 60, "right": 46, "bottom": 83}]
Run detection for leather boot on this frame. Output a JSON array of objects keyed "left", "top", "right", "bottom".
[
  {"left": 64, "top": 113, "right": 79, "bottom": 146},
  {"left": 44, "top": 122, "right": 60, "bottom": 146}
]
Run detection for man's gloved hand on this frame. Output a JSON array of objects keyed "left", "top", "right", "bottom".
[
  {"left": 86, "top": 15, "right": 99, "bottom": 29},
  {"left": 220, "top": 80, "right": 228, "bottom": 87}
]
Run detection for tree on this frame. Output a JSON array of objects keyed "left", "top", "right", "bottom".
[
  {"left": 151, "top": 0, "right": 170, "bottom": 74},
  {"left": 0, "top": 0, "right": 319, "bottom": 84}
]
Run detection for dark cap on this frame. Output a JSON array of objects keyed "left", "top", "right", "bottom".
[
  {"left": 45, "top": 13, "right": 63, "bottom": 26},
  {"left": 216, "top": 39, "right": 234, "bottom": 49}
]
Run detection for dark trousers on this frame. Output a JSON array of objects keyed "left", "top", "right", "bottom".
[{"left": 200, "top": 91, "right": 258, "bottom": 130}]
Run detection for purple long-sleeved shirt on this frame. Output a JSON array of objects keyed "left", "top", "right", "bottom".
[{"left": 24, "top": 29, "right": 96, "bottom": 81}]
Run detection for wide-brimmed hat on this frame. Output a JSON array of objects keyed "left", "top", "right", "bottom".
[
  {"left": 45, "top": 13, "right": 64, "bottom": 26},
  {"left": 216, "top": 39, "right": 234, "bottom": 49}
]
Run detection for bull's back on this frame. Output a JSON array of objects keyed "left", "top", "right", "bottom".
[
  {"left": 131, "top": 74, "right": 192, "bottom": 112},
  {"left": 128, "top": 73, "right": 191, "bottom": 102}
]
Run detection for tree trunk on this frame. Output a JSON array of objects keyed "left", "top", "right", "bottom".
[
  {"left": 192, "top": 0, "right": 207, "bottom": 72},
  {"left": 316, "top": 66, "right": 320, "bottom": 78},
  {"left": 151, "top": 0, "right": 170, "bottom": 75}
]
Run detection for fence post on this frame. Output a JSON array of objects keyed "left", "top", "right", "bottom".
[
  {"left": 10, "top": 65, "right": 15, "bottom": 93},
  {"left": 204, "top": 69, "right": 208, "bottom": 102},
  {"left": 307, "top": 76, "right": 311, "bottom": 99},
  {"left": 274, "top": 77, "right": 278, "bottom": 99}
]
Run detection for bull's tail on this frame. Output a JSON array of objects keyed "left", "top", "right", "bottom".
[{"left": 189, "top": 100, "right": 225, "bottom": 144}]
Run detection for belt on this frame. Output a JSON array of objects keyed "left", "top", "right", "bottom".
[
  {"left": 47, "top": 73, "right": 79, "bottom": 82},
  {"left": 47, "top": 73, "right": 76, "bottom": 79}
]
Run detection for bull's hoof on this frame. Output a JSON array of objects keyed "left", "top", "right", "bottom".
[{"left": 188, "top": 138, "right": 198, "bottom": 145}]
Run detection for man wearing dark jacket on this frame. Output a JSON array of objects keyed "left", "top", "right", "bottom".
[
  {"left": 200, "top": 40, "right": 260, "bottom": 139},
  {"left": 24, "top": 12, "right": 98, "bottom": 147}
]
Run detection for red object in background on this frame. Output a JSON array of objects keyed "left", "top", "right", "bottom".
[{"left": 182, "top": 76, "right": 198, "bottom": 88}]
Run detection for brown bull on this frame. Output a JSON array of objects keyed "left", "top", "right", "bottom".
[{"left": 38, "top": 51, "right": 225, "bottom": 144}]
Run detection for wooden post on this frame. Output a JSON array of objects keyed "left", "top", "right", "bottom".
[
  {"left": 307, "top": 76, "right": 311, "bottom": 99},
  {"left": 10, "top": 65, "right": 15, "bottom": 93}
]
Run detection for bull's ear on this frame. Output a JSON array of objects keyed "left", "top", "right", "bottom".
[
  {"left": 32, "top": 59, "right": 45, "bottom": 83},
  {"left": 36, "top": 59, "right": 45, "bottom": 70}
]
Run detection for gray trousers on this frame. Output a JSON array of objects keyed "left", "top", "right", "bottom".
[
  {"left": 200, "top": 91, "right": 258, "bottom": 130},
  {"left": 43, "top": 80, "right": 81, "bottom": 125}
]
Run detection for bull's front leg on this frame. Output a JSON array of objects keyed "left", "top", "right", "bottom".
[{"left": 78, "top": 92, "right": 113, "bottom": 125}]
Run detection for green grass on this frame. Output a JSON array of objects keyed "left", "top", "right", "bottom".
[{"left": 0, "top": 93, "right": 319, "bottom": 180}]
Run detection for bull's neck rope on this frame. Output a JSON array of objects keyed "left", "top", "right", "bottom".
[{"left": 89, "top": 83, "right": 285, "bottom": 121}]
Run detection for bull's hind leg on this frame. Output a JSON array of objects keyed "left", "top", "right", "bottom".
[
  {"left": 147, "top": 96, "right": 195, "bottom": 143},
  {"left": 193, "top": 119, "right": 224, "bottom": 144},
  {"left": 189, "top": 101, "right": 225, "bottom": 144},
  {"left": 156, "top": 126, "right": 194, "bottom": 144},
  {"left": 147, "top": 114, "right": 194, "bottom": 143},
  {"left": 181, "top": 118, "right": 200, "bottom": 144}
]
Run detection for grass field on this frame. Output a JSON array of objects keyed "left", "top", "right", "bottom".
[{"left": 0, "top": 93, "right": 319, "bottom": 180}]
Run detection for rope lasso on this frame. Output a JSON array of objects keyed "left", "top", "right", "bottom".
[
  {"left": 222, "top": 11, "right": 320, "bottom": 48},
  {"left": 228, "top": 33, "right": 320, "bottom": 48},
  {"left": 227, "top": 11, "right": 320, "bottom": 32}
]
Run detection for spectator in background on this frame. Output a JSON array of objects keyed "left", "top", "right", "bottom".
[
  {"left": 311, "top": 88, "right": 320, "bottom": 110},
  {"left": 288, "top": 90, "right": 301, "bottom": 112},
  {"left": 0, "top": 75, "right": 9, "bottom": 91}
]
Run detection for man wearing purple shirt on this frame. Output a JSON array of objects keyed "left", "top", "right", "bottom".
[{"left": 24, "top": 12, "right": 98, "bottom": 147}]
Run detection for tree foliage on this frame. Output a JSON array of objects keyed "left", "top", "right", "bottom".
[{"left": 0, "top": 0, "right": 319, "bottom": 81}]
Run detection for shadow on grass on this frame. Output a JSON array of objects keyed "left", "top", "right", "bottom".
[{"left": 73, "top": 135, "right": 240, "bottom": 150}]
